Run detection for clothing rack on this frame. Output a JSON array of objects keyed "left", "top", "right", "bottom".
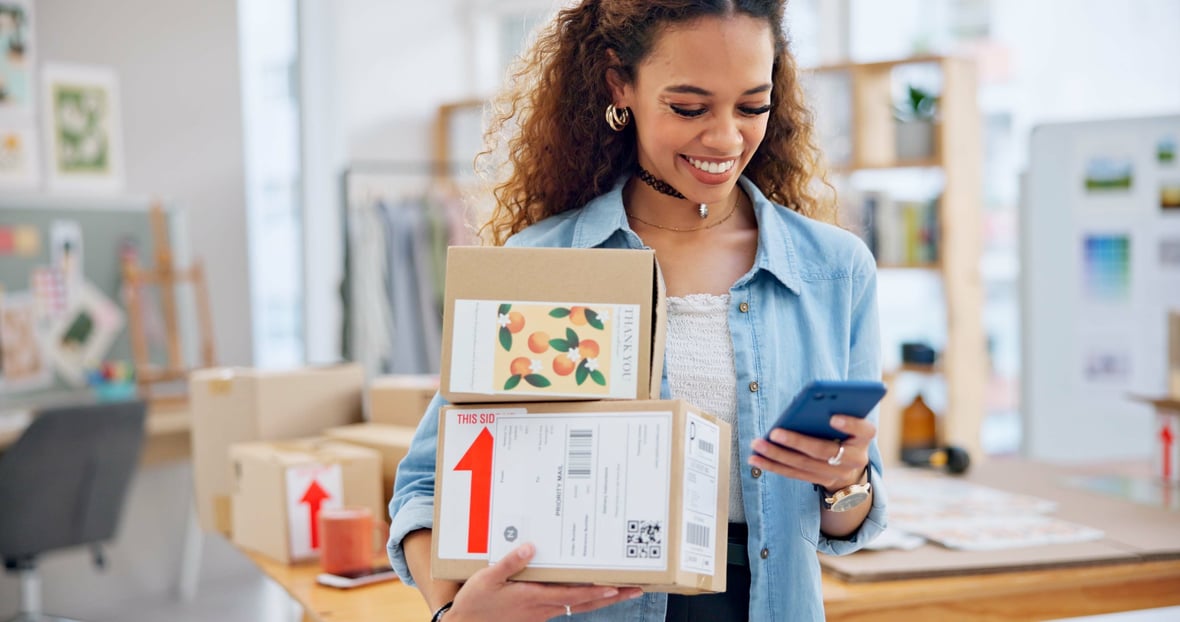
[{"left": 339, "top": 161, "right": 477, "bottom": 376}]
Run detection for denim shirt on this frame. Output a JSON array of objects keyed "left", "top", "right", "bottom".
[{"left": 388, "top": 176, "right": 888, "bottom": 621}]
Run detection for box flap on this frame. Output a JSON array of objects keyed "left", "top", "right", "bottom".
[{"left": 1130, "top": 394, "right": 1180, "bottom": 412}]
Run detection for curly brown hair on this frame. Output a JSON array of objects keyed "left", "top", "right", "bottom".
[{"left": 478, "top": 0, "right": 834, "bottom": 246}]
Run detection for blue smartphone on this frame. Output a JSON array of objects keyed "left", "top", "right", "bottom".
[{"left": 766, "top": 380, "right": 887, "bottom": 442}]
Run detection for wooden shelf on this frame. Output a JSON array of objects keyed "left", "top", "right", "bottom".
[{"left": 813, "top": 55, "right": 987, "bottom": 466}]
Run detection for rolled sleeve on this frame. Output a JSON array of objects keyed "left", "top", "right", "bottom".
[
  {"left": 386, "top": 392, "right": 446, "bottom": 586},
  {"left": 817, "top": 463, "right": 889, "bottom": 555}
]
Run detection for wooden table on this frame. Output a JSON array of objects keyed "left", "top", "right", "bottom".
[
  {"left": 245, "top": 552, "right": 429, "bottom": 622},
  {"left": 246, "top": 552, "right": 1180, "bottom": 622}
]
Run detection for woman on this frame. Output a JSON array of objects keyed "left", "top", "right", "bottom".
[{"left": 389, "top": 1, "right": 887, "bottom": 620}]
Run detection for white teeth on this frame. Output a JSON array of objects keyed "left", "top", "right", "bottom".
[{"left": 688, "top": 157, "right": 735, "bottom": 174}]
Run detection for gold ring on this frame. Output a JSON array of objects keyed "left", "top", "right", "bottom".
[{"left": 827, "top": 442, "right": 845, "bottom": 466}]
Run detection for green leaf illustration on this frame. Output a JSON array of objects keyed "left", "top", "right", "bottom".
[
  {"left": 504, "top": 374, "right": 522, "bottom": 390},
  {"left": 549, "top": 308, "right": 570, "bottom": 318},
  {"left": 524, "top": 374, "right": 551, "bottom": 387},
  {"left": 575, "top": 360, "right": 589, "bottom": 386},
  {"left": 590, "top": 370, "right": 606, "bottom": 386},
  {"left": 549, "top": 338, "right": 570, "bottom": 351},
  {"left": 499, "top": 303, "right": 511, "bottom": 315},
  {"left": 566, "top": 327, "right": 579, "bottom": 347},
  {"left": 499, "top": 327, "right": 512, "bottom": 351},
  {"left": 586, "top": 308, "right": 604, "bottom": 330}
]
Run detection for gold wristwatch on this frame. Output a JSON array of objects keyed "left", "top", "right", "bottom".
[{"left": 822, "top": 470, "right": 872, "bottom": 512}]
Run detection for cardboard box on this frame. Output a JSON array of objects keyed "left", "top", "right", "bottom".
[
  {"left": 433, "top": 400, "right": 730, "bottom": 593},
  {"left": 368, "top": 374, "right": 438, "bottom": 426},
  {"left": 189, "top": 364, "right": 365, "bottom": 535},
  {"left": 324, "top": 422, "right": 416, "bottom": 508},
  {"left": 230, "top": 439, "right": 384, "bottom": 564},
  {"left": 440, "top": 247, "right": 666, "bottom": 404},
  {"left": 1169, "top": 311, "right": 1180, "bottom": 397},
  {"left": 1131, "top": 396, "right": 1180, "bottom": 485}
]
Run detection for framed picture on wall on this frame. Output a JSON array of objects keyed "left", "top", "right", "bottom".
[{"left": 41, "top": 63, "right": 124, "bottom": 194}]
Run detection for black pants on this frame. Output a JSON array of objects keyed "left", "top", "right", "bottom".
[{"left": 664, "top": 523, "right": 751, "bottom": 622}]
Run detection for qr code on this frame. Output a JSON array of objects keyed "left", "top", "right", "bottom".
[{"left": 625, "top": 520, "right": 664, "bottom": 559}]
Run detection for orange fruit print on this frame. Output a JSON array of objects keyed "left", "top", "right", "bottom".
[
  {"left": 527, "top": 331, "right": 550, "bottom": 353},
  {"left": 509, "top": 357, "right": 532, "bottom": 376},
  {"left": 579, "top": 339, "right": 600, "bottom": 358},
  {"left": 569, "top": 306, "right": 588, "bottom": 326},
  {"left": 552, "top": 354, "right": 576, "bottom": 376},
  {"left": 506, "top": 311, "right": 525, "bottom": 333}
]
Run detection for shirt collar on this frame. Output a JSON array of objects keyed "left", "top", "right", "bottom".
[{"left": 569, "top": 174, "right": 803, "bottom": 294}]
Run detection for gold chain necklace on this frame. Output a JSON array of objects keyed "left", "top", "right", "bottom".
[{"left": 627, "top": 193, "right": 743, "bottom": 232}]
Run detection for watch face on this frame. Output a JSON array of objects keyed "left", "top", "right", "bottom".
[{"left": 830, "top": 491, "right": 870, "bottom": 512}]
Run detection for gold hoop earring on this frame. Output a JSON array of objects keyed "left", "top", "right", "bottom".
[{"left": 605, "top": 104, "right": 631, "bottom": 131}]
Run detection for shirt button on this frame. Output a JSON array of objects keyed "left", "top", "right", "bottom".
[
  {"left": 751, "top": 466, "right": 762, "bottom": 478},
  {"left": 760, "top": 548, "right": 770, "bottom": 559},
  {"left": 749, "top": 381, "right": 759, "bottom": 393},
  {"left": 739, "top": 302, "right": 749, "bottom": 313}
]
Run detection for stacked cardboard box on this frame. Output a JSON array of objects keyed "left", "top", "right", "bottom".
[
  {"left": 430, "top": 247, "right": 730, "bottom": 594},
  {"left": 189, "top": 365, "right": 365, "bottom": 535},
  {"left": 325, "top": 422, "right": 416, "bottom": 509},
  {"left": 230, "top": 439, "right": 384, "bottom": 563},
  {"left": 1170, "top": 311, "right": 1180, "bottom": 398},
  {"left": 368, "top": 374, "right": 439, "bottom": 426}
]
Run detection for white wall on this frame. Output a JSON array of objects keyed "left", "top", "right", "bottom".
[
  {"left": 0, "top": 0, "right": 254, "bottom": 616},
  {"left": 34, "top": 0, "right": 254, "bottom": 366},
  {"left": 301, "top": 0, "right": 486, "bottom": 363}
]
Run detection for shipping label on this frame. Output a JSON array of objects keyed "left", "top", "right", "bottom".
[
  {"left": 284, "top": 463, "right": 343, "bottom": 560},
  {"left": 680, "top": 412, "right": 720, "bottom": 574},
  {"left": 449, "top": 300, "right": 642, "bottom": 398},
  {"left": 437, "top": 408, "right": 525, "bottom": 560},
  {"left": 488, "top": 411, "right": 671, "bottom": 570}
]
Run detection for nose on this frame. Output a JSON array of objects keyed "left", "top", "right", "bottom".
[{"left": 700, "top": 113, "right": 744, "bottom": 153}]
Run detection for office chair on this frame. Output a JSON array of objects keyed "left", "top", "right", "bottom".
[{"left": 0, "top": 401, "right": 147, "bottom": 622}]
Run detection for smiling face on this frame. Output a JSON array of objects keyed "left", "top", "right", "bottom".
[{"left": 610, "top": 14, "right": 775, "bottom": 207}]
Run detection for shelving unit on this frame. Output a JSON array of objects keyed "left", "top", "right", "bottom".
[{"left": 808, "top": 55, "right": 988, "bottom": 463}]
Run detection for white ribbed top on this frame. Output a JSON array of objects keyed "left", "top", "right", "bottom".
[{"left": 664, "top": 293, "right": 744, "bottom": 523}]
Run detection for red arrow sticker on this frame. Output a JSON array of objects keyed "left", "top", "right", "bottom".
[
  {"left": 1161, "top": 422, "right": 1175, "bottom": 482},
  {"left": 285, "top": 463, "right": 343, "bottom": 559},
  {"left": 300, "top": 479, "right": 332, "bottom": 549},
  {"left": 454, "top": 427, "right": 494, "bottom": 554}
]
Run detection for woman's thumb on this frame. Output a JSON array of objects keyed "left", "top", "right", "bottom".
[{"left": 485, "top": 542, "right": 535, "bottom": 582}]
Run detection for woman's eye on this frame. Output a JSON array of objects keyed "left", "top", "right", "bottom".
[
  {"left": 670, "top": 104, "right": 707, "bottom": 118},
  {"left": 740, "top": 104, "right": 773, "bottom": 116}
]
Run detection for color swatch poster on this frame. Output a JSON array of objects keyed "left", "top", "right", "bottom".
[{"left": 1082, "top": 234, "right": 1131, "bottom": 301}]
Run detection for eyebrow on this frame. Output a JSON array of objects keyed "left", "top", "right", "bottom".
[{"left": 663, "top": 84, "right": 773, "bottom": 97}]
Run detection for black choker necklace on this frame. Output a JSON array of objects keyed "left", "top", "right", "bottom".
[
  {"left": 635, "top": 165, "right": 709, "bottom": 218},
  {"left": 636, "top": 165, "right": 686, "bottom": 200}
]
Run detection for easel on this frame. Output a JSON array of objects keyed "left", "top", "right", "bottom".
[{"left": 121, "top": 202, "right": 216, "bottom": 400}]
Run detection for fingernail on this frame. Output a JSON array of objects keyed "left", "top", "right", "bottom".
[
  {"left": 629, "top": 590, "right": 644, "bottom": 599},
  {"left": 831, "top": 416, "right": 846, "bottom": 429},
  {"left": 518, "top": 543, "right": 534, "bottom": 559},
  {"left": 602, "top": 588, "right": 618, "bottom": 598}
]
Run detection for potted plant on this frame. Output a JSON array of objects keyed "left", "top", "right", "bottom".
[{"left": 894, "top": 85, "right": 939, "bottom": 160}]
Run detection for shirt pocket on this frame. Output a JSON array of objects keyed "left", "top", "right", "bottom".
[{"left": 794, "top": 479, "right": 822, "bottom": 546}]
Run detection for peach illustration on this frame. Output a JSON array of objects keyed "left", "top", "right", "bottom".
[
  {"left": 510, "top": 357, "right": 532, "bottom": 376},
  {"left": 527, "top": 331, "right": 550, "bottom": 353},
  {"left": 506, "top": 311, "right": 525, "bottom": 333},
  {"left": 579, "top": 339, "right": 600, "bottom": 359},
  {"left": 553, "top": 354, "right": 576, "bottom": 376}
]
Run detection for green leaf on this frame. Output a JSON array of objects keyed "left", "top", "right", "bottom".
[
  {"left": 590, "top": 370, "right": 606, "bottom": 386},
  {"left": 549, "top": 338, "right": 570, "bottom": 352},
  {"left": 504, "top": 374, "right": 522, "bottom": 390},
  {"left": 549, "top": 308, "right": 570, "bottom": 318},
  {"left": 499, "top": 303, "right": 511, "bottom": 315},
  {"left": 499, "top": 327, "right": 512, "bottom": 351},
  {"left": 566, "top": 327, "right": 579, "bottom": 347},
  {"left": 586, "top": 309, "right": 604, "bottom": 330},
  {"left": 524, "top": 374, "right": 551, "bottom": 388},
  {"left": 575, "top": 361, "right": 589, "bottom": 386}
]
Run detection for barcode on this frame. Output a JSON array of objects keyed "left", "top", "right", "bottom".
[
  {"left": 697, "top": 439, "right": 715, "bottom": 455},
  {"left": 567, "top": 428, "right": 593, "bottom": 478},
  {"left": 687, "top": 522, "right": 711, "bottom": 548}
]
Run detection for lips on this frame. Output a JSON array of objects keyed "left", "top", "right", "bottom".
[{"left": 681, "top": 154, "right": 739, "bottom": 185}]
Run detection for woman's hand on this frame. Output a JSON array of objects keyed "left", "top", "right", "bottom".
[
  {"left": 748, "top": 414, "right": 876, "bottom": 492},
  {"left": 447, "top": 543, "right": 644, "bottom": 621}
]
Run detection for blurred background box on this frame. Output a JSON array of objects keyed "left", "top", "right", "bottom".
[
  {"left": 324, "top": 422, "right": 416, "bottom": 509},
  {"left": 229, "top": 439, "right": 383, "bottom": 564},
  {"left": 189, "top": 364, "right": 364, "bottom": 535},
  {"left": 1170, "top": 311, "right": 1180, "bottom": 397},
  {"left": 367, "top": 374, "right": 438, "bottom": 426}
]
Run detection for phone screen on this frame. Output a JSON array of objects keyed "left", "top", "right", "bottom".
[{"left": 316, "top": 566, "right": 399, "bottom": 589}]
